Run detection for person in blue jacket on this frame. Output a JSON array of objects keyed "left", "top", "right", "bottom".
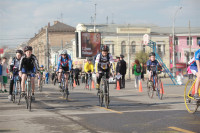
[
  {"left": 57, "top": 50, "right": 72, "bottom": 93},
  {"left": 45, "top": 71, "right": 49, "bottom": 84}
]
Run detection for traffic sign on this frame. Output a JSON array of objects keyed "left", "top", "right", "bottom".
[{"left": 143, "top": 34, "right": 150, "bottom": 45}]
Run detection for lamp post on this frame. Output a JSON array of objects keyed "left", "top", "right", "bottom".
[
  {"left": 172, "top": 6, "right": 182, "bottom": 77},
  {"left": 127, "top": 24, "right": 130, "bottom": 79}
]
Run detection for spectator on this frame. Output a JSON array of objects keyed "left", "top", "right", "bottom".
[
  {"left": 133, "top": 59, "right": 141, "bottom": 89},
  {"left": 74, "top": 67, "right": 80, "bottom": 86},
  {"left": 0, "top": 58, "right": 2, "bottom": 93},
  {"left": 119, "top": 54, "right": 127, "bottom": 88},
  {"left": 2, "top": 57, "right": 8, "bottom": 92},
  {"left": 45, "top": 71, "right": 49, "bottom": 84}
]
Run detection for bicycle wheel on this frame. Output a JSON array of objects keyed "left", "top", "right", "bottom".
[
  {"left": 65, "top": 88, "right": 69, "bottom": 100},
  {"left": 104, "top": 81, "right": 109, "bottom": 108},
  {"left": 147, "top": 81, "right": 154, "bottom": 98},
  {"left": 99, "top": 80, "right": 104, "bottom": 107},
  {"left": 184, "top": 79, "right": 198, "bottom": 113},
  {"left": 157, "top": 78, "right": 163, "bottom": 100},
  {"left": 89, "top": 79, "right": 91, "bottom": 91}
]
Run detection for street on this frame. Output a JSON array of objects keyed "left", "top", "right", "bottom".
[{"left": 0, "top": 78, "right": 200, "bottom": 133}]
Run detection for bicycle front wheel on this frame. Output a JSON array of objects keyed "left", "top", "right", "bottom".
[
  {"left": 147, "top": 82, "right": 154, "bottom": 99},
  {"left": 157, "top": 78, "right": 163, "bottom": 100},
  {"left": 184, "top": 79, "right": 198, "bottom": 113}
]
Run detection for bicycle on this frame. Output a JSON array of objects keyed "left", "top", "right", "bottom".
[
  {"left": 18, "top": 73, "right": 33, "bottom": 111},
  {"left": 60, "top": 71, "right": 69, "bottom": 100},
  {"left": 68, "top": 72, "right": 74, "bottom": 90},
  {"left": 147, "top": 66, "right": 163, "bottom": 100},
  {"left": 184, "top": 78, "right": 200, "bottom": 113},
  {"left": 12, "top": 75, "right": 21, "bottom": 104},
  {"left": 85, "top": 73, "right": 92, "bottom": 91},
  {"left": 98, "top": 71, "right": 110, "bottom": 109}
]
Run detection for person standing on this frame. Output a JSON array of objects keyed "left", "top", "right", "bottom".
[
  {"left": 119, "top": 54, "right": 126, "bottom": 88},
  {"left": 2, "top": 57, "right": 8, "bottom": 93},
  {"left": 115, "top": 56, "right": 121, "bottom": 88},
  {"left": 74, "top": 67, "right": 80, "bottom": 86},
  {"left": 133, "top": 59, "right": 141, "bottom": 89}
]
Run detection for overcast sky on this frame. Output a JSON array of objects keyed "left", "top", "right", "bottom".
[{"left": 0, "top": 0, "right": 199, "bottom": 48}]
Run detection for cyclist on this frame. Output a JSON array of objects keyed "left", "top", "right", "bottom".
[
  {"left": 84, "top": 57, "right": 94, "bottom": 88},
  {"left": 95, "top": 45, "right": 114, "bottom": 93},
  {"left": 8, "top": 49, "right": 23, "bottom": 101},
  {"left": 38, "top": 65, "right": 45, "bottom": 89},
  {"left": 57, "top": 50, "right": 72, "bottom": 92},
  {"left": 146, "top": 52, "right": 160, "bottom": 89},
  {"left": 19, "top": 46, "right": 39, "bottom": 101},
  {"left": 190, "top": 41, "right": 200, "bottom": 99}
]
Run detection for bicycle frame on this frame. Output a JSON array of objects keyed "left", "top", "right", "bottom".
[{"left": 187, "top": 78, "right": 200, "bottom": 100}]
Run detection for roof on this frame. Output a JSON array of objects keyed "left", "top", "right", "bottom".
[{"left": 48, "top": 21, "right": 75, "bottom": 32}]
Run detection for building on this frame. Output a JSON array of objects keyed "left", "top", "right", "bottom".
[{"left": 28, "top": 21, "right": 75, "bottom": 70}]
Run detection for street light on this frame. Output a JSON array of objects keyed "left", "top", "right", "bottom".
[{"left": 172, "top": 6, "right": 182, "bottom": 77}]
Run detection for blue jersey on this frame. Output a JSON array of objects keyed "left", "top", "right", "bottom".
[
  {"left": 146, "top": 59, "right": 159, "bottom": 71},
  {"left": 191, "top": 49, "right": 200, "bottom": 66},
  {"left": 57, "top": 54, "right": 72, "bottom": 71}
]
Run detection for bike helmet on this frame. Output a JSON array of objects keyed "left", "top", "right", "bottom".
[
  {"left": 40, "top": 65, "right": 44, "bottom": 68},
  {"left": 149, "top": 52, "right": 155, "bottom": 57},
  {"left": 61, "top": 50, "right": 68, "bottom": 55},
  {"left": 101, "top": 45, "right": 109, "bottom": 52},
  {"left": 16, "top": 49, "right": 23, "bottom": 55},
  {"left": 24, "top": 46, "right": 33, "bottom": 52}
]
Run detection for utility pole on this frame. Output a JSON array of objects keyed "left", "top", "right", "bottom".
[
  {"left": 128, "top": 24, "right": 130, "bottom": 79},
  {"left": 46, "top": 27, "right": 49, "bottom": 71},
  {"left": 189, "top": 20, "right": 191, "bottom": 59},
  {"left": 94, "top": 3, "right": 97, "bottom": 32}
]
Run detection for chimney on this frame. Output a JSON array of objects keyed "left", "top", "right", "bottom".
[
  {"left": 48, "top": 22, "right": 50, "bottom": 27},
  {"left": 54, "top": 21, "right": 59, "bottom": 25}
]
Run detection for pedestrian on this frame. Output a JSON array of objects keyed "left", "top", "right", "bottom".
[
  {"left": 141, "top": 63, "right": 145, "bottom": 81},
  {"left": 45, "top": 71, "right": 49, "bottom": 84},
  {"left": 0, "top": 58, "right": 2, "bottom": 93},
  {"left": 74, "top": 67, "right": 80, "bottom": 86},
  {"left": 115, "top": 56, "right": 121, "bottom": 89},
  {"left": 119, "top": 54, "right": 127, "bottom": 88},
  {"left": 1, "top": 57, "right": 8, "bottom": 92},
  {"left": 133, "top": 59, "right": 141, "bottom": 89}
]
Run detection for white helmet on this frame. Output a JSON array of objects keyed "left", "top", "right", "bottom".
[{"left": 61, "top": 50, "right": 67, "bottom": 55}]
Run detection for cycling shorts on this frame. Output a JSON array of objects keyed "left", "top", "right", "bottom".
[
  {"left": 21, "top": 68, "right": 36, "bottom": 77},
  {"left": 190, "top": 66, "right": 198, "bottom": 75}
]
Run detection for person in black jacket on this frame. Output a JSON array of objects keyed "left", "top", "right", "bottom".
[
  {"left": 74, "top": 67, "right": 80, "bottom": 86},
  {"left": 119, "top": 54, "right": 127, "bottom": 88}
]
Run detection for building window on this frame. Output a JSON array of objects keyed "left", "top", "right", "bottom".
[
  {"left": 121, "top": 41, "right": 126, "bottom": 55},
  {"left": 157, "top": 45, "right": 161, "bottom": 53},
  {"left": 187, "top": 37, "right": 192, "bottom": 45},
  {"left": 197, "top": 37, "right": 200, "bottom": 45},
  {"left": 131, "top": 41, "right": 136, "bottom": 54},
  {"left": 106, "top": 44, "right": 114, "bottom": 55},
  {"left": 175, "top": 37, "right": 178, "bottom": 45}
]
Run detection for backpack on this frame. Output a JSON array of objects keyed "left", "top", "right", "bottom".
[
  {"left": 136, "top": 65, "right": 141, "bottom": 73},
  {"left": 93, "top": 53, "right": 110, "bottom": 64}
]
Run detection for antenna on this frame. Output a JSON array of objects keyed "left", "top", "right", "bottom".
[
  {"left": 60, "top": 13, "right": 63, "bottom": 22},
  {"left": 106, "top": 16, "right": 108, "bottom": 24},
  {"left": 111, "top": 13, "right": 114, "bottom": 24},
  {"left": 94, "top": 3, "right": 97, "bottom": 32}
]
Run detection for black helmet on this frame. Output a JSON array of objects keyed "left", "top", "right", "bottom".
[
  {"left": 16, "top": 50, "right": 23, "bottom": 55},
  {"left": 24, "top": 46, "right": 33, "bottom": 52},
  {"left": 149, "top": 52, "right": 155, "bottom": 57},
  {"left": 101, "top": 45, "right": 109, "bottom": 52}
]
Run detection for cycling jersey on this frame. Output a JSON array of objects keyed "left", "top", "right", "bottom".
[
  {"left": 146, "top": 60, "right": 159, "bottom": 71},
  {"left": 84, "top": 62, "right": 94, "bottom": 73},
  {"left": 10, "top": 57, "right": 21, "bottom": 75},
  {"left": 190, "top": 49, "right": 200, "bottom": 66},
  {"left": 57, "top": 55, "right": 72, "bottom": 71},
  {"left": 19, "top": 54, "right": 39, "bottom": 72},
  {"left": 95, "top": 53, "right": 114, "bottom": 73}
]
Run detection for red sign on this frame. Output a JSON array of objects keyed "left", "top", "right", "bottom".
[
  {"left": 81, "top": 32, "right": 101, "bottom": 57},
  {"left": 0, "top": 49, "right": 3, "bottom": 54}
]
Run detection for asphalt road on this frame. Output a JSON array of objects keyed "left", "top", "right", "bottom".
[{"left": 0, "top": 78, "right": 200, "bottom": 133}]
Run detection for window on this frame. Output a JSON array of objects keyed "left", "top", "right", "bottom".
[
  {"left": 131, "top": 41, "right": 136, "bottom": 54},
  {"left": 175, "top": 37, "right": 178, "bottom": 45},
  {"left": 187, "top": 37, "right": 192, "bottom": 45},
  {"left": 106, "top": 44, "right": 114, "bottom": 55},
  {"left": 121, "top": 41, "right": 126, "bottom": 55},
  {"left": 157, "top": 45, "right": 161, "bottom": 53},
  {"left": 197, "top": 37, "right": 200, "bottom": 45}
]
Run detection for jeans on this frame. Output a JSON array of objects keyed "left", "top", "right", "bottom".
[{"left": 135, "top": 75, "right": 141, "bottom": 88}]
